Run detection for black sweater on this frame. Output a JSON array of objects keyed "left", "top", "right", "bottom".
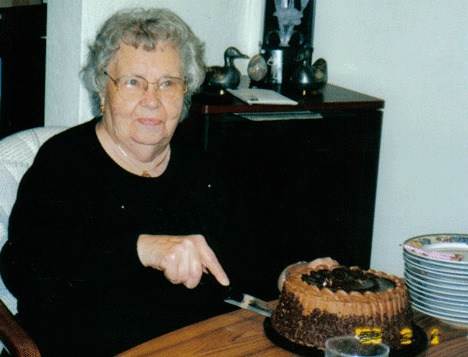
[{"left": 0, "top": 118, "right": 235, "bottom": 356}]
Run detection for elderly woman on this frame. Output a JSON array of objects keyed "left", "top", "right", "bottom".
[{"left": 0, "top": 8, "right": 232, "bottom": 356}]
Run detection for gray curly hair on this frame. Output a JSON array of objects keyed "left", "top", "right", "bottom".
[{"left": 81, "top": 8, "right": 206, "bottom": 121}]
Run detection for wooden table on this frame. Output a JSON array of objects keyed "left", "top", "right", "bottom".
[{"left": 117, "top": 307, "right": 467, "bottom": 356}]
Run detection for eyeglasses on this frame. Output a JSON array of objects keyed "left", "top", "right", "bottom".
[{"left": 104, "top": 71, "right": 187, "bottom": 102}]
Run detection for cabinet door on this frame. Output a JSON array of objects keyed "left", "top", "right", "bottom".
[{"left": 203, "top": 111, "right": 382, "bottom": 299}]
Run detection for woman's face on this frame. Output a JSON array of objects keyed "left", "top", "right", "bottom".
[{"left": 101, "top": 41, "right": 185, "bottom": 149}]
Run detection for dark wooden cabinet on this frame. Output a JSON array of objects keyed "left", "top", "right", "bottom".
[{"left": 178, "top": 84, "right": 384, "bottom": 299}]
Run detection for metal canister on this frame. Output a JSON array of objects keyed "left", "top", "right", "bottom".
[{"left": 260, "top": 46, "right": 298, "bottom": 86}]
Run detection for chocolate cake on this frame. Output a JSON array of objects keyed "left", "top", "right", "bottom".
[{"left": 271, "top": 263, "right": 412, "bottom": 350}]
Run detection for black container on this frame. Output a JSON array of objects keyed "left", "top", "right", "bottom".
[
  {"left": 258, "top": 0, "right": 317, "bottom": 89},
  {"left": 260, "top": 46, "right": 299, "bottom": 86}
]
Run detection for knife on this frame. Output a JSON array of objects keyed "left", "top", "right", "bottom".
[
  {"left": 223, "top": 288, "right": 272, "bottom": 317},
  {"left": 200, "top": 275, "right": 273, "bottom": 317}
]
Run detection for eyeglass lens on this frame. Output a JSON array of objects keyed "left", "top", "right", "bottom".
[{"left": 106, "top": 72, "right": 186, "bottom": 101}]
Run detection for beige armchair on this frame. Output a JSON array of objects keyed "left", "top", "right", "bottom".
[{"left": 0, "top": 127, "right": 67, "bottom": 356}]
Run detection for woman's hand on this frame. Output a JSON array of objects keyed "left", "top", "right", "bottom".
[
  {"left": 306, "top": 257, "right": 339, "bottom": 269},
  {"left": 137, "top": 234, "right": 229, "bottom": 289}
]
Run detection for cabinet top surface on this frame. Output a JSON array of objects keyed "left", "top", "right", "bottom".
[{"left": 192, "top": 83, "right": 384, "bottom": 115}]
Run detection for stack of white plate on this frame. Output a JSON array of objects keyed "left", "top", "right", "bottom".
[{"left": 403, "top": 234, "right": 468, "bottom": 328}]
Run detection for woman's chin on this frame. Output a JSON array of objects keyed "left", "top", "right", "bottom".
[
  {"left": 132, "top": 131, "right": 171, "bottom": 148},
  {"left": 129, "top": 118, "right": 178, "bottom": 147}
]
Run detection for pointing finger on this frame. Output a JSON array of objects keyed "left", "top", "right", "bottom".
[{"left": 197, "top": 242, "right": 229, "bottom": 286}]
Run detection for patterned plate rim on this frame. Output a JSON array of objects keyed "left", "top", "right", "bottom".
[
  {"left": 403, "top": 250, "right": 468, "bottom": 271},
  {"left": 403, "top": 234, "right": 468, "bottom": 265}
]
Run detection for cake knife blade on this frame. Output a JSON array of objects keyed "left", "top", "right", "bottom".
[
  {"left": 200, "top": 275, "right": 272, "bottom": 317},
  {"left": 223, "top": 289, "right": 272, "bottom": 317}
]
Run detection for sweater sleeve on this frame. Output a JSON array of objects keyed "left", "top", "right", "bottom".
[{"left": 0, "top": 134, "right": 143, "bottom": 312}]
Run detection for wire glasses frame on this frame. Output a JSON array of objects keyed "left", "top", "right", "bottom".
[{"left": 104, "top": 71, "right": 187, "bottom": 102}]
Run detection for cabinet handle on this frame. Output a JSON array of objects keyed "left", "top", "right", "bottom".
[{"left": 234, "top": 111, "right": 323, "bottom": 121}]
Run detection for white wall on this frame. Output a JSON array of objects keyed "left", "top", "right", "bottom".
[
  {"left": 45, "top": 0, "right": 264, "bottom": 126},
  {"left": 44, "top": 0, "right": 83, "bottom": 127},
  {"left": 313, "top": 0, "right": 468, "bottom": 276},
  {"left": 45, "top": 1, "right": 467, "bottom": 277}
]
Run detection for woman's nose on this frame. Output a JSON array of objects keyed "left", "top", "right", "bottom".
[{"left": 140, "top": 87, "right": 163, "bottom": 107}]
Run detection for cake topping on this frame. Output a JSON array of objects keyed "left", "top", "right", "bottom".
[{"left": 300, "top": 267, "right": 394, "bottom": 292}]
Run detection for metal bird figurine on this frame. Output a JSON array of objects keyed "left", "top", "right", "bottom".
[
  {"left": 290, "top": 48, "right": 328, "bottom": 91},
  {"left": 204, "top": 47, "right": 249, "bottom": 90}
]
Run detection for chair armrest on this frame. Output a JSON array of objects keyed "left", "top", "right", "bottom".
[{"left": 0, "top": 299, "right": 40, "bottom": 357}]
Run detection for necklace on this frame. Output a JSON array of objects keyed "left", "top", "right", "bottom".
[{"left": 115, "top": 143, "right": 169, "bottom": 178}]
